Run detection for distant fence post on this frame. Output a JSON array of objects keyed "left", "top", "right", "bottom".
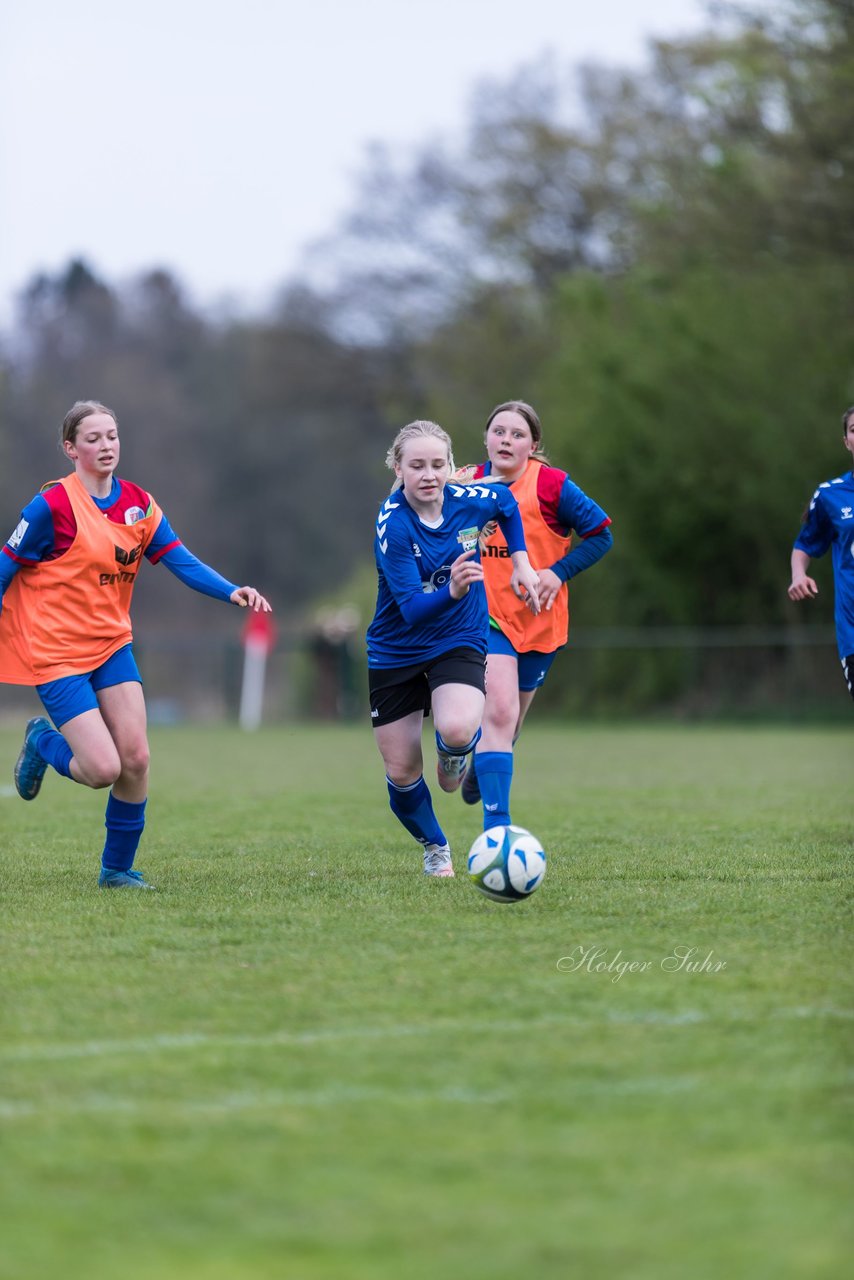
[{"left": 239, "top": 610, "right": 277, "bottom": 731}]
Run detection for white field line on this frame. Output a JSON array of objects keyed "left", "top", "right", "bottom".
[
  {"left": 0, "top": 1011, "right": 699, "bottom": 1064},
  {"left": 0, "top": 1085, "right": 511, "bottom": 1121},
  {"left": 1, "top": 1006, "right": 850, "bottom": 1067},
  {"left": 7, "top": 1064, "right": 849, "bottom": 1123}
]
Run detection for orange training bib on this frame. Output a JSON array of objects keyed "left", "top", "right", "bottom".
[
  {"left": 480, "top": 459, "right": 571, "bottom": 653},
  {"left": 0, "top": 472, "right": 161, "bottom": 684}
]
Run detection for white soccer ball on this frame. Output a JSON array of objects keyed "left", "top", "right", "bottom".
[{"left": 467, "top": 824, "right": 547, "bottom": 903}]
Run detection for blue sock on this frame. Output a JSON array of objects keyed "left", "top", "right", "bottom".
[
  {"left": 476, "top": 751, "right": 513, "bottom": 829},
  {"left": 36, "top": 727, "right": 74, "bottom": 779},
  {"left": 101, "top": 793, "right": 147, "bottom": 872},
  {"left": 387, "top": 776, "right": 446, "bottom": 848},
  {"left": 435, "top": 727, "right": 481, "bottom": 758}
]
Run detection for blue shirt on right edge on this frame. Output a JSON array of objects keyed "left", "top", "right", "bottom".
[{"left": 794, "top": 470, "right": 854, "bottom": 659}]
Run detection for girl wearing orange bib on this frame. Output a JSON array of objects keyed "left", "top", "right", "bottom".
[
  {"left": 0, "top": 400, "right": 272, "bottom": 889},
  {"left": 456, "top": 400, "right": 612, "bottom": 830}
]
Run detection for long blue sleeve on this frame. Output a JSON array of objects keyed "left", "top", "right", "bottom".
[
  {"left": 0, "top": 551, "right": 21, "bottom": 614},
  {"left": 158, "top": 544, "right": 238, "bottom": 602},
  {"left": 396, "top": 581, "right": 459, "bottom": 626},
  {"left": 551, "top": 526, "right": 613, "bottom": 583},
  {"left": 495, "top": 499, "right": 526, "bottom": 555}
]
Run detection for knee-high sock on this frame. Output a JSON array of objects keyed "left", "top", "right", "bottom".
[
  {"left": 35, "top": 727, "right": 74, "bottom": 779},
  {"left": 476, "top": 751, "right": 513, "bottom": 830},
  {"left": 469, "top": 730, "right": 518, "bottom": 784},
  {"left": 387, "top": 776, "right": 446, "bottom": 848},
  {"left": 435, "top": 727, "right": 481, "bottom": 758},
  {"left": 101, "top": 793, "right": 147, "bottom": 872}
]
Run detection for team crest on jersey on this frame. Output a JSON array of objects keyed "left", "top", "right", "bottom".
[
  {"left": 124, "top": 506, "right": 146, "bottom": 525},
  {"left": 457, "top": 526, "right": 479, "bottom": 552},
  {"left": 7, "top": 518, "right": 29, "bottom": 549}
]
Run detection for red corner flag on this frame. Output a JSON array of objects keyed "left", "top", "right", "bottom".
[
  {"left": 242, "top": 609, "right": 277, "bottom": 655},
  {"left": 240, "top": 611, "right": 276, "bottom": 728}
]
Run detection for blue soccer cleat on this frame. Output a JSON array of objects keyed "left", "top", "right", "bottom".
[
  {"left": 98, "top": 867, "right": 156, "bottom": 890},
  {"left": 14, "top": 716, "right": 51, "bottom": 800}
]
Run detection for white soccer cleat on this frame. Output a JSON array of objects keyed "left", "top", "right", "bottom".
[
  {"left": 423, "top": 842, "right": 455, "bottom": 877},
  {"left": 436, "top": 750, "right": 468, "bottom": 794}
]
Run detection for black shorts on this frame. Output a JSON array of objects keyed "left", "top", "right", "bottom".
[{"left": 368, "top": 646, "right": 486, "bottom": 728}]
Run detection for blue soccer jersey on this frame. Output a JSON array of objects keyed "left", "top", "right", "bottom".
[
  {"left": 367, "top": 481, "right": 526, "bottom": 667},
  {"left": 794, "top": 470, "right": 854, "bottom": 658}
]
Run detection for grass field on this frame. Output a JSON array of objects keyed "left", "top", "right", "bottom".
[{"left": 0, "top": 721, "right": 851, "bottom": 1280}]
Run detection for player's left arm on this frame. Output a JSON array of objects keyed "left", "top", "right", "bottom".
[
  {"left": 549, "top": 477, "right": 612, "bottom": 583},
  {"left": 148, "top": 513, "right": 270, "bottom": 609}
]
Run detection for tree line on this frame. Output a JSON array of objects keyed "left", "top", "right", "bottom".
[{"left": 1, "top": 0, "right": 851, "bottom": 710}]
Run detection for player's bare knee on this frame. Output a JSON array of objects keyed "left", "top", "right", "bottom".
[
  {"left": 120, "top": 745, "right": 150, "bottom": 780},
  {"left": 387, "top": 763, "right": 422, "bottom": 788},
  {"left": 489, "top": 701, "right": 518, "bottom": 738},
  {"left": 82, "top": 759, "right": 122, "bottom": 789}
]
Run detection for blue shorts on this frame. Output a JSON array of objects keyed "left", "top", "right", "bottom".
[
  {"left": 36, "top": 644, "right": 142, "bottom": 729},
  {"left": 487, "top": 626, "right": 559, "bottom": 692}
]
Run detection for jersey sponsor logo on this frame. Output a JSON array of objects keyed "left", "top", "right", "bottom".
[
  {"left": 482, "top": 544, "right": 511, "bottom": 558},
  {"left": 7, "top": 519, "right": 29, "bottom": 549},
  {"left": 114, "top": 544, "right": 142, "bottom": 566},
  {"left": 99, "top": 570, "right": 137, "bottom": 586},
  {"left": 841, "top": 506, "right": 852, "bottom": 520},
  {"left": 457, "top": 526, "right": 479, "bottom": 552},
  {"left": 124, "top": 506, "right": 146, "bottom": 525},
  {"left": 423, "top": 564, "right": 452, "bottom": 593},
  {"left": 412, "top": 542, "right": 422, "bottom": 557}
]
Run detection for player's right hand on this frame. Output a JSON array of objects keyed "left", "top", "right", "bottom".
[
  {"left": 787, "top": 575, "right": 818, "bottom": 602},
  {"left": 231, "top": 586, "right": 273, "bottom": 611},
  {"left": 449, "top": 548, "right": 484, "bottom": 600}
]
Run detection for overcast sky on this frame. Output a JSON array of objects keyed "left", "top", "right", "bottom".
[{"left": 0, "top": 0, "right": 714, "bottom": 323}]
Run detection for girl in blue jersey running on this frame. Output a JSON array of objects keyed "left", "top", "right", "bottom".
[
  {"left": 788, "top": 404, "right": 854, "bottom": 702},
  {"left": 367, "top": 420, "right": 540, "bottom": 877}
]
